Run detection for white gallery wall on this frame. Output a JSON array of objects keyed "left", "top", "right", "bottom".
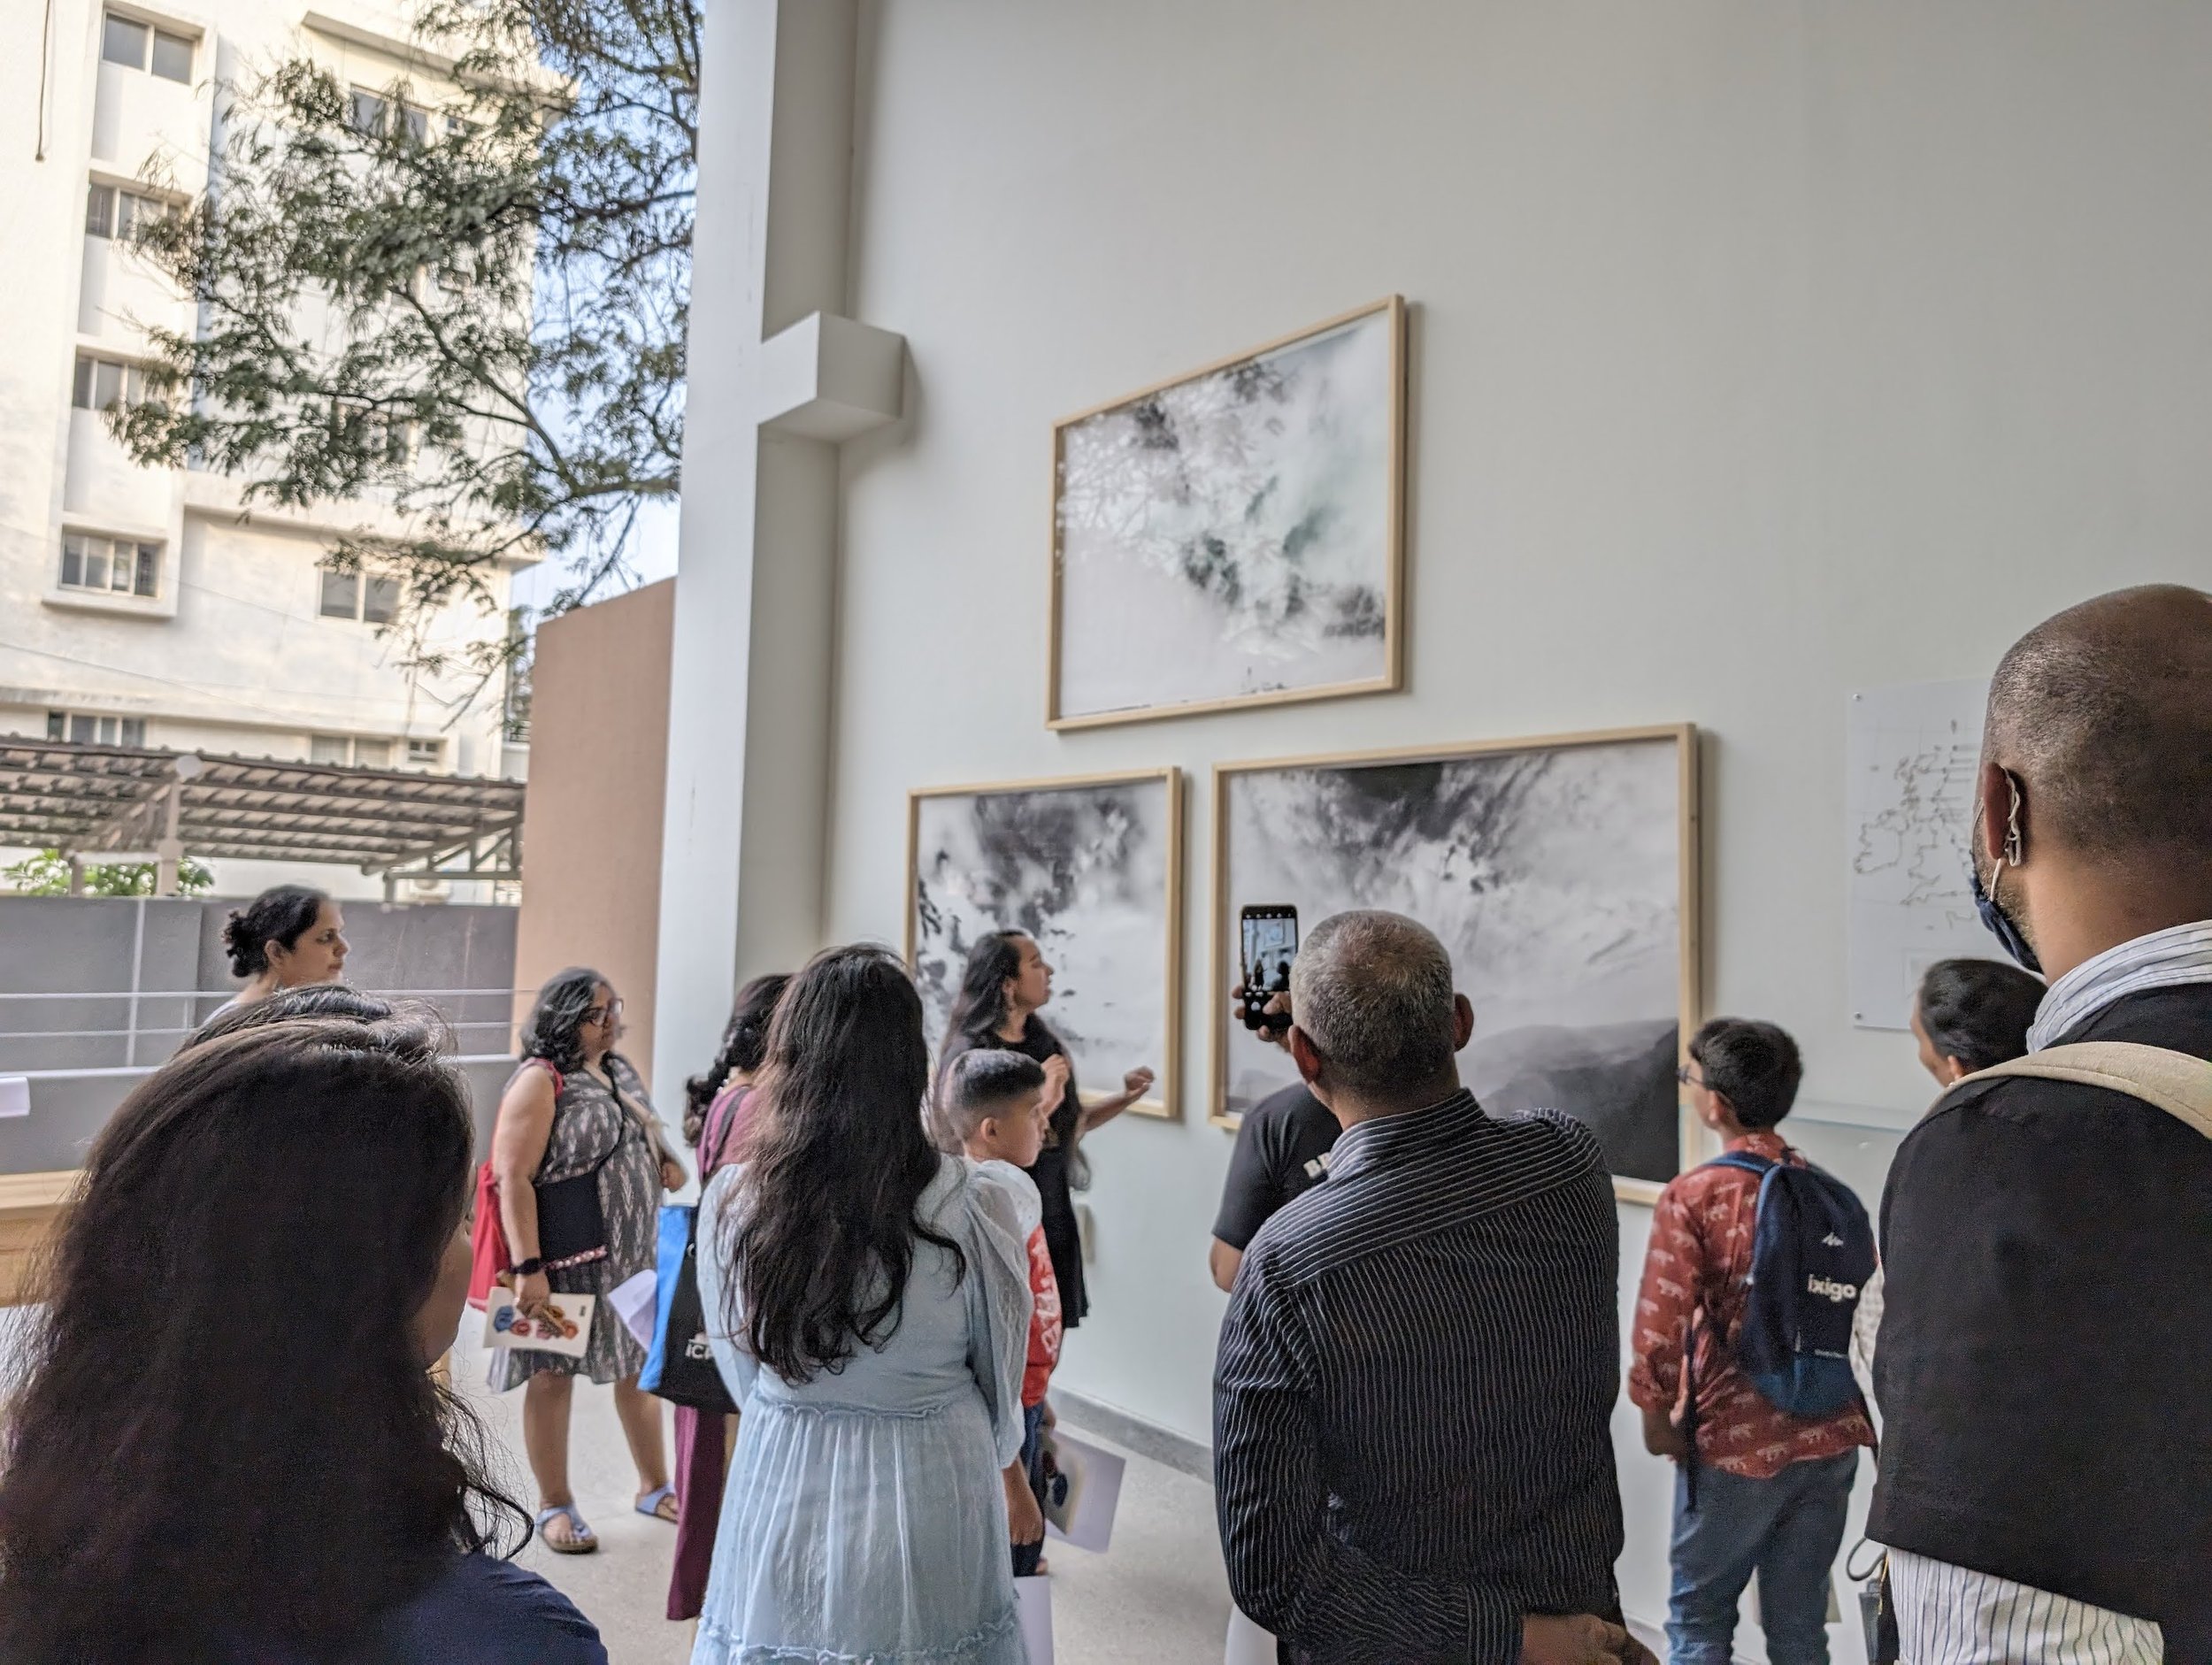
[{"left": 691, "top": 0, "right": 2212, "bottom": 1644}]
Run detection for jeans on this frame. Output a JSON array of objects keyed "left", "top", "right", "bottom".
[
  {"left": 1010, "top": 1401, "right": 1048, "bottom": 1577},
  {"left": 1667, "top": 1452, "right": 1858, "bottom": 1665}
]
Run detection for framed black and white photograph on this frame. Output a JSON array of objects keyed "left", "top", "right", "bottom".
[
  {"left": 1048, "top": 297, "right": 1407, "bottom": 730},
  {"left": 907, "top": 769, "right": 1183, "bottom": 1119},
  {"left": 1210, "top": 727, "right": 1700, "bottom": 1199}
]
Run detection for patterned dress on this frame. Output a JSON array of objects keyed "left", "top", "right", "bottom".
[{"left": 488, "top": 1054, "right": 664, "bottom": 1390}]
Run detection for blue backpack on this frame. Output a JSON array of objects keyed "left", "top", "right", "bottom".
[{"left": 1704, "top": 1151, "right": 1877, "bottom": 1418}]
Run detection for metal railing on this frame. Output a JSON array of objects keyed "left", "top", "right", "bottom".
[{"left": 0, "top": 986, "right": 524, "bottom": 1075}]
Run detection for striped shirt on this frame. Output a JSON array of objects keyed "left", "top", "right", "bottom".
[
  {"left": 1212, "top": 1091, "right": 1623, "bottom": 1665},
  {"left": 2028, "top": 918, "right": 2212, "bottom": 1050},
  {"left": 1886, "top": 920, "right": 2212, "bottom": 1664}
]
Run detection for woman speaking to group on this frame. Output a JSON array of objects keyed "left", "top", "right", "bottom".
[{"left": 937, "top": 929, "right": 1154, "bottom": 1330}]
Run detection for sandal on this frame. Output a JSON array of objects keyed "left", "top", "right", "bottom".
[
  {"left": 635, "top": 1483, "right": 679, "bottom": 1523},
  {"left": 536, "top": 1503, "right": 598, "bottom": 1554}
]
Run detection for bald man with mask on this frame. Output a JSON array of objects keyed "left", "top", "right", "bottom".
[{"left": 1872, "top": 585, "right": 2212, "bottom": 1664}]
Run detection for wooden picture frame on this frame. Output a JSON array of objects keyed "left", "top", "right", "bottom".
[
  {"left": 1209, "top": 725, "right": 1701, "bottom": 1204},
  {"left": 907, "top": 768, "right": 1185, "bottom": 1121},
  {"left": 1048, "top": 295, "right": 1409, "bottom": 731}
]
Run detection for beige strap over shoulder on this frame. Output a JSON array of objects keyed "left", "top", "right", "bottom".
[{"left": 1961, "top": 1040, "right": 2212, "bottom": 1140}]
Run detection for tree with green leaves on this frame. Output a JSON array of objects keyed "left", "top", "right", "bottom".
[
  {"left": 1, "top": 850, "right": 214, "bottom": 898},
  {"left": 116, "top": 0, "right": 698, "bottom": 681}
]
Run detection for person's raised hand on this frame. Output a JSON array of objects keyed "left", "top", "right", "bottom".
[
  {"left": 1122, "top": 1065, "right": 1155, "bottom": 1101},
  {"left": 1041, "top": 1052, "right": 1071, "bottom": 1110},
  {"left": 1520, "top": 1615, "right": 1635, "bottom": 1665}
]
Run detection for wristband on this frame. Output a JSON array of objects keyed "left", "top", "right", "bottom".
[{"left": 512, "top": 1256, "right": 546, "bottom": 1278}]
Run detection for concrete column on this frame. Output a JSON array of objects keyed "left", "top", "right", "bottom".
[{"left": 650, "top": 0, "right": 885, "bottom": 1093}]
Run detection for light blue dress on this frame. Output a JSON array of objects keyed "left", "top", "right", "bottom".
[{"left": 692, "top": 1155, "right": 1039, "bottom": 1665}]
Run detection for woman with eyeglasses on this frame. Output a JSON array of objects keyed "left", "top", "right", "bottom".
[{"left": 490, "top": 966, "right": 688, "bottom": 1554}]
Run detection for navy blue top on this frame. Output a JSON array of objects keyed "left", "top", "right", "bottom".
[{"left": 227, "top": 1554, "right": 606, "bottom": 1664}]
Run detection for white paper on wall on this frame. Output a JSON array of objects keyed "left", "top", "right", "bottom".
[
  {"left": 1846, "top": 679, "right": 2007, "bottom": 1031},
  {"left": 0, "top": 1078, "right": 27, "bottom": 1119}
]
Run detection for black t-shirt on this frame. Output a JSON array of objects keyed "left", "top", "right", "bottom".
[
  {"left": 979, "top": 1020, "right": 1089, "bottom": 1329},
  {"left": 1211, "top": 1081, "right": 1340, "bottom": 1251}
]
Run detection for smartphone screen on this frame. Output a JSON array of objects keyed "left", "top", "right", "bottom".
[{"left": 1240, "top": 906, "right": 1298, "bottom": 992}]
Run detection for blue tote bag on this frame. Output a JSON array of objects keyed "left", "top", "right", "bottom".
[{"left": 640, "top": 1201, "right": 738, "bottom": 1413}]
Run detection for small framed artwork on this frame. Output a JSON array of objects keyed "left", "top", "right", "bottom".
[
  {"left": 1048, "top": 296, "right": 1407, "bottom": 730},
  {"left": 1210, "top": 726, "right": 1701, "bottom": 1202},
  {"left": 908, "top": 769, "right": 1184, "bottom": 1120}
]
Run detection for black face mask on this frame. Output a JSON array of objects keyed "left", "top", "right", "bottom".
[{"left": 1970, "top": 858, "right": 2043, "bottom": 976}]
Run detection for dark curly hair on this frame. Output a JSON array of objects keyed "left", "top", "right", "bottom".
[
  {"left": 721, "top": 945, "right": 961, "bottom": 1384},
  {"left": 0, "top": 1010, "right": 526, "bottom": 1662},
  {"left": 685, "top": 973, "right": 791, "bottom": 1144},
  {"left": 220, "top": 884, "right": 329, "bottom": 978},
  {"left": 518, "top": 965, "right": 617, "bottom": 1075}
]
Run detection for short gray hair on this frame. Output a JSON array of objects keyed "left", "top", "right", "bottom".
[{"left": 1289, "top": 911, "right": 1457, "bottom": 1097}]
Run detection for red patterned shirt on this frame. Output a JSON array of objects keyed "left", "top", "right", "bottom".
[
  {"left": 1627, "top": 1132, "right": 1874, "bottom": 1478},
  {"left": 1021, "top": 1224, "right": 1062, "bottom": 1408}
]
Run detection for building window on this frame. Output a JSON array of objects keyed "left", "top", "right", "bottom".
[
  {"left": 319, "top": 564, "right": 402, "bottom": 623},
  {"left": 73, "top": 352, "right": 152, "bottom": 412},
  {"left": 86, "top": 181, "right": 171, "bottom": 241},
  {"left": 102, "top": 13, "right": 194, "bottom": 82},
  {"left": 311, "top": 734, "right": 393, "bottom": 768},
  {"left": 48, "top": 710, "right": 147, "bottom": 747},
  {"left": 405, "top": 736, "right": 442, "bottom": 767},
  {"left": 331, "top": 397, "right": 418, "bottom": 468},
  {"left": 60, "top": 531, "right": 159, "bottom": 598},
  {"left": 349, "top": 88, "right": 428, "bottom": 144}
]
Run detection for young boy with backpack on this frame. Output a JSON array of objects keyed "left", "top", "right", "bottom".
[{"left": 1629, "top": 1018, "right": 1877, "bottom": 1665}]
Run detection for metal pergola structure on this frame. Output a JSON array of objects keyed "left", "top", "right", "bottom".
[{"left": 0, "top": 739, "right": 525, "bottom": 895}]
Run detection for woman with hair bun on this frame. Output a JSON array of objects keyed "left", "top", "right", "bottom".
[{"left": 216, "top": 884, "right": 348, "bottom": 1015}]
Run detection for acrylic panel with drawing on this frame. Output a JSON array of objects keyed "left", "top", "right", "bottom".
[
  {"left": 1216, "top": 733, "right": 1694, "bottom": 1185},
  {"left": 910, "top": 772, "right": 1180, "bottom": 1118},
  {"left": 1052, "top": 299, "right": 1403, "bottom": 727}
]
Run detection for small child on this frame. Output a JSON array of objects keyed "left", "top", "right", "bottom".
[{"left": 941, "top": 1047, "right": 1067, "bottom": 1577}]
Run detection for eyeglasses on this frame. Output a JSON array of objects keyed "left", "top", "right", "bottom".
[
  {"left": 1675, "top": 1064, "right": 1707, "bottom": 1090},
  {"left": 585, "top": 1000, "right": 624, "bottom": 1024}
]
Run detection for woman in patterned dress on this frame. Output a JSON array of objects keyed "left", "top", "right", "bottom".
[{"left": 491, "top": 967, "right": 687, "bottom": 1554}]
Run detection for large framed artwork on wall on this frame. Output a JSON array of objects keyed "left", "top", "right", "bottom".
[
  {"left": 1048, "top": 295, "right": 1407, "bottom": 730},
  {"left": 1210, "top": 726, "right": 1701, "bottom": 1201},
  {"left": 908, "top": 768, "right": 1184, "bottom": 1120}
]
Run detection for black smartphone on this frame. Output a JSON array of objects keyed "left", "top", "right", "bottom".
[{"left": 1239, "top": 904, "right": 1298, "bottom": 1032}]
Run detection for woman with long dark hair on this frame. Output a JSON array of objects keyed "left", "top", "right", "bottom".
[
  {"left": 668, "top": 971, "right": 789, "bottom": 1623},
  {"left": 488, "top": 966, "right": 687, "bottom": 1553},
  {"left": 693, "top": 946, "right": 1038, "bottom": 1663},
  {"left": 937, "top": 929, "right": 1154, "bottom": 1330},
  {"left": 0, "top": 1008, "right": 605, "bottom": 1663}
]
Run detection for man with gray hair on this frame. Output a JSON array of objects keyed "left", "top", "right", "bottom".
[
  {"left": 1873, "top": 585, "right": 2212, "bottom": 1662},
  {"left": 1213, "top": 910, "right": 1640, "bottom": 1665}
]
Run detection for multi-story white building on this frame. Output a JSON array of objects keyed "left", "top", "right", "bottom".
[{"left": 1, "top": 0, "right": 534, "bottom": 813}]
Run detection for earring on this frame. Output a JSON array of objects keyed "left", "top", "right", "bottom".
[{"left": 2002, "top": 771, "right": 2026, "bottom": 867}]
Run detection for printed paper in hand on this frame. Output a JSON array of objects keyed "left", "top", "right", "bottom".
[
  {"left": 481, "top": 1287, "right": 595, "bottom": 1359},
  {"left": 1041, "top": 1429, "right": 1125, "bottom": 1553},
  {"left": 609, "top": 1269, "right": 658, "bottom": 1349},
  {"left": 1014, "top": 1575, "right": 1053, "bottom": 1665}
]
